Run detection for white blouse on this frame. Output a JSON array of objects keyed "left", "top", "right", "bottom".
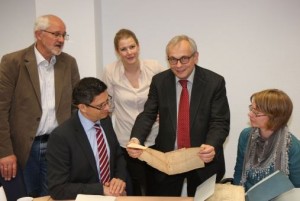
[{"left": 102, "top": 59, "right": 165, "bottom": 147}]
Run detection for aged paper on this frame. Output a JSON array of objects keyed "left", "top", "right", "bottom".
[
  {"left": 206, "top": 184, "right": 245, "bottom": 201},
  {"left": 127, "top": 143, "right": 204, "bottom": 175},
  {"left": 126, "top": 143, "right": 147, "bottom": 150}
]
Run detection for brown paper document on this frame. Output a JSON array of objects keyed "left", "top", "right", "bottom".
[
  {"left": 206, "top": 184, "right": 245, "bottom": 201},
  {"left": 127, "top": 143, "right": 204, "bottom": 175},
  {"left": 194, "top": 173, "right": 245, "bottom": 201}
]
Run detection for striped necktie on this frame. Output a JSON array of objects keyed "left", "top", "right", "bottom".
[{"left": 94, "top": 124, "right": 110, "bottom": 184}]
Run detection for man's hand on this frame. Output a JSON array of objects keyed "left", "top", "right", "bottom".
[
  {"left": 0, "top": 154, "right": 17, "bottom": 180},
  {"left": 126, "top": 138, "right": 143, "bottom": 158},
  {"left": 103, "top": 178, "right": 126, "bottom": 196},
  {"left": 198, "top": 144, "right": 215, "bottom": 163}
]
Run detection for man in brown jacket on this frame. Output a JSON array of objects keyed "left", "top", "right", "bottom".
[{"left": 0, "top": 14, "right": 80, "bottom": 200}]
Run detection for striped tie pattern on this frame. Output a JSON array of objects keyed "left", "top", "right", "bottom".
[
  {"left": 177, "top": 80, "right": 190, "bottom": 148},
  {"left": 94, "top": 124, "right": 110, "bottom": 184}
]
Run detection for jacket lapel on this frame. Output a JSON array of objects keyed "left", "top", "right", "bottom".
[
  {"left": 23, "top": 45, "right": 66, "bottom": 112},
  {"left": 164, "top": 71, "right": 177, "bottom": 133},
  {"left": 190, "top": 66, "right": 206, "bottom": 126},
  {"left": 54, "top": 57, "right": 66, "bottom": 111},
  {"left": 24, "top": 45, "right": 42, "bottom": 108},
  {"left": 72, "top": 114, "right": 99, "bottom": 175}
]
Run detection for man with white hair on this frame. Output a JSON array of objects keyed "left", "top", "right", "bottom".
[{"left": 0, "top": 14, "right": 80, "bottom": 199}]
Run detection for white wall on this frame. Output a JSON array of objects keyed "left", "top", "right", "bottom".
[
  {"left": 35, "top": 0, "right": 99, "bottom": 78},
  {"left": 101, "top": 0, "right": 300, "bottom": 179},
  {"left": 1, "top": 0, "right": 300, "bottom": 179},
  {"left": 0, "top": 0, "right": 99, "bottom": 78},
  {"left": 0, "top": 0, "right": 35, "bottom": 57}
]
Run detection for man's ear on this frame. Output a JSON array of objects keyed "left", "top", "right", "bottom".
[
  {"left": 77, "top": 103, "right": 87, "bottom": 112},
  {"left": 35, "top": 30, "right": 43, "bottom": 40},
  {"left": 193, "top": 51, "right": 199, "bottom": 64}
]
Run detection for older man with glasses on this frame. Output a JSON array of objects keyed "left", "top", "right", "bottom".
[
  {"left": 127, "top": 35, "right": 230, "bottom": 196},
  {"left": 0, "top": 14, "right": 80, "bottom": 200}
]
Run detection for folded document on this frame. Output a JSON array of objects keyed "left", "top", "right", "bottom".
[{"left": 127, "top": 143, "right": 204, "bottom": 175}]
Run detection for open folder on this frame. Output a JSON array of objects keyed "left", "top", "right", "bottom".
[
  {"left": 127, "top": 143, "right": 204, "bottom": 175},
  {"left": 245, "top": 170, "right": 294, "bottom": 201}
]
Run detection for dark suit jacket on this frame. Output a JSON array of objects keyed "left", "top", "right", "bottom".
[
  {"left": 131, "top": 65, "right": 230, "bottom": 183},
  {"left": 46, "top": 112, "right": 127, "bottom": 200},
  {"left": 0, "top": 44, "right": 80, "bottom": 168}
]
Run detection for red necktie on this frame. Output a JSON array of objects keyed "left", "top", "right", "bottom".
[
  {"left": 177, "top": 80, "right": 190, "bottom": 148},
  {"left": 94, "top": 124, "right": 110, "bottom": 184}
]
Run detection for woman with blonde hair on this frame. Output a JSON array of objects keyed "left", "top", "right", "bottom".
[{"left": 102, "top": 29, "right": 164, "bottom": 195}]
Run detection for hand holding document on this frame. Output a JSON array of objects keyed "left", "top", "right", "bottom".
[
  {"left": 126, "top": 143, "right": 147, "bottom": 150},
  {"left": 127, "top": 143, "right": 204, "bottom": 175}
]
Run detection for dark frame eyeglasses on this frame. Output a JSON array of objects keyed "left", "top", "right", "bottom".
[
  {"left": 167, "top": 53, "right": 195, "bottom": 65},
  {"left": 86, "top": 95, "right": 113, "bottom": 111},
  {"left": 42, "top": 30, "right": 69, "bottom": 40},
  {"left": 248, "top": 105, "right": 267, "bottom": 117}
]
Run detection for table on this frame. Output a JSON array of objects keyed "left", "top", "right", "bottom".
[
  {"left": 33, "top": 184, "right": 244, "bottom": 201},
  {"left": 33, "top": 196, "right": 193, "bottom": 201},
  {"left": 116, "top": 197, "right": 193, "bottom": 201}
]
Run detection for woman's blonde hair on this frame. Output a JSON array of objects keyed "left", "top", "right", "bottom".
[{"left": 114, "top": 29, "right": 139, "bottom": 51}]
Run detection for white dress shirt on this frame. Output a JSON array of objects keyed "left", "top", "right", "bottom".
[{"left": 35, "top": 47, "right": 58, "bottom": 136}]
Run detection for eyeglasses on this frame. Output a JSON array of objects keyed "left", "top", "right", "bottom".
[
  {"left": 248, "top": 105, "right": 267, "bottom": 117},
  {"left": 42, "top": 30, "right": 69, "bottom": 40},
  {"left": 86, "top": 95, "right": 113, "bottom": 111},
  {"left": 167, "top": 53, "right": 195, "bottom": 65}
]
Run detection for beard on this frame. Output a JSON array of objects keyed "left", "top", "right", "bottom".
[{"left": 42, "top": 40, "right": 64, "bottom": 56}]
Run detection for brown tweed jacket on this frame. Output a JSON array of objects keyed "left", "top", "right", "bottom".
[{"left": 0, "top": 44, "right": 80, "bottom": 168}]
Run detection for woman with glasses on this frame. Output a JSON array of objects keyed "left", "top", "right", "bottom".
[
  {"left": 233, "top": 89, "right": 300, "bottom": 191},
  {"left": 102, "top": 29, "right": 165, "bottom": 195}
]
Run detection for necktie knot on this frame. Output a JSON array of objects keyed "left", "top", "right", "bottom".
[
  {"left": 94, "top": 124, "right": 100, "bottom": 130},
  {"left": 179, "top": 80, "right": 188, "bottom": 88}
]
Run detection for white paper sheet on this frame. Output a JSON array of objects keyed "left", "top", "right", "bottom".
[
  {"left": 194, "top": 174, "right": 216, "bottom": 201},
  {"left": 75, "top": 194, "right": 116, "bottom": 201}
]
